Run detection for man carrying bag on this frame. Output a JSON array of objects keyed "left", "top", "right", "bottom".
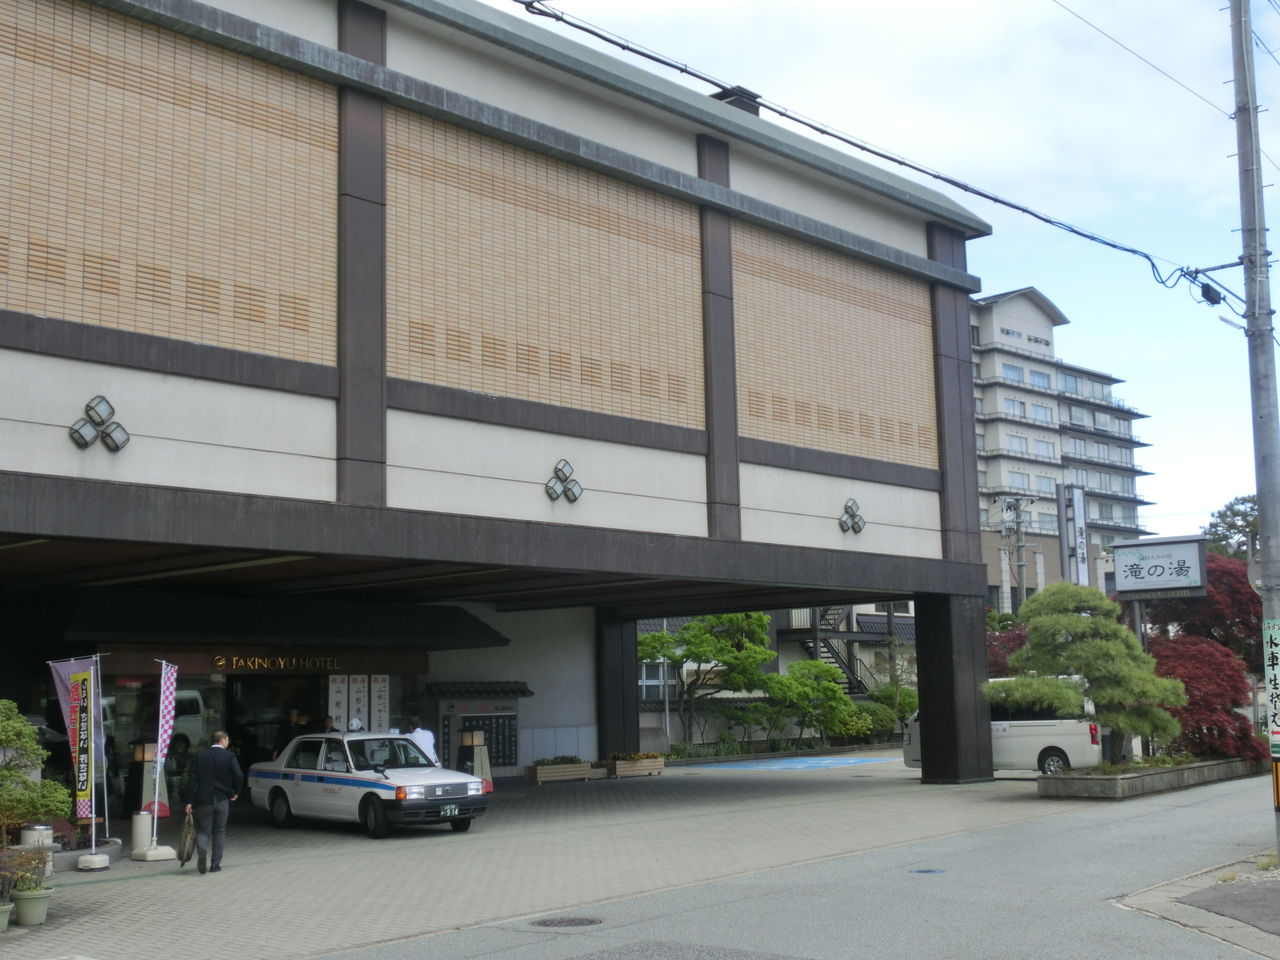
[{"left": 182, "top": 731, "right": 242, "bottom": 875}]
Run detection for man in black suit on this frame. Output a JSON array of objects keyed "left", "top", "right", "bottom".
[{"left": 182, "top": 730, "right": 243, "bottom": 875}]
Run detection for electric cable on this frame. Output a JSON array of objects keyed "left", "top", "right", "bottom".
[{"left": 510, "top": 0, "right": 1251, "bottom": 314}]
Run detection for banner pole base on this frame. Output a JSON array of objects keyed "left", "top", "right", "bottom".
[
  {"left": 131, "top": 844, "right": 176, "bottom": 862},
  {"left": 76, "top": 853, "right": 110, "bottom": 871}
]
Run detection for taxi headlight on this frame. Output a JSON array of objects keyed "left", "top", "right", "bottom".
[
  {"left": 396, "top": 785, "right": 426, "bottom": 800},
  {"left": 467, "top": 781, "right": 482, "bottom": 796}
]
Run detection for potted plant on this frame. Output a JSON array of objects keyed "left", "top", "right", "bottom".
[
  {"left": 4, "top": 849, "right": 50, "bottom": 927},
  {"left": 606, "top": 752, "right": 665, "bottom": 778},
  {"left": 0, "top": 700, "right": 71, "bottom": 849},
  {"left": 0, "top": 854, "right": 14, "bottom": 932},
  {"left": 524, "top": 755, "right": 592, "bottom": 784}
]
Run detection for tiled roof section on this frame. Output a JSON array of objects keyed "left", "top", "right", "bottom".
[
  {"left": 854, "top": 614, "right": 916, "bottom": 642},
  {"left": 637, "top": 616, "right": 694, "bottom": 635},
  {"left": 423, "top": 681, "right": 534, "bottom": 698}
]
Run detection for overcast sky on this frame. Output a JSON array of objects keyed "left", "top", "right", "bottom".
[{"left": 473, "top": 0, "right": 1276, "bottom": 537}]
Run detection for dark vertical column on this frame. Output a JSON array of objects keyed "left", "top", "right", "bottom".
[
  {"left": 697, "top": 135, "right": 741, "bottom": 540},
  {"left": 337, "top": 1, "right": 387, "bottom": 506},
  {"left": 595, "top": 611, "right": 639, "bottom": 759},
  {"left": 928, "top": 223, "right": 981, "bottom": 564},
  {"left": 915, "top": 594, "right": 992, "bottom": 783},
  {"left": 918, "top": 223, "right": 991, "bottom": 782}
]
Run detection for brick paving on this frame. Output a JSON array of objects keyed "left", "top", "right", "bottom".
[{"left": 1, "top": 753, "right": 1099, "bottom": 960}]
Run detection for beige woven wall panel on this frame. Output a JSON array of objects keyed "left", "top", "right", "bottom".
[
  {"left": 387, "top": 107, "right": 704, "bottom": 429},
  {"left": 732, "top": 222, "right": 938, "bottom": 470},
  {"left": 0, "top": 0, "right": 337, "bottom": 364}
]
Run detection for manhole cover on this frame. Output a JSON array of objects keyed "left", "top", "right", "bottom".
[{"left": 531, "top": 917, "right": 603, "bottom": 928}]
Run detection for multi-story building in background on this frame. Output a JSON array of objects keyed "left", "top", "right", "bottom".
[{"left": 972, "top": 288, "right": 1151, "bottom": 612}]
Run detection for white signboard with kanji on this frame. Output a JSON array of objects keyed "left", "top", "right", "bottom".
[
  {"left": 1113, "top": 536, "right": 1207, "bottom": 599},
  {"left": 1264, "top": 620, "right": 1280, "bottom": 761}
]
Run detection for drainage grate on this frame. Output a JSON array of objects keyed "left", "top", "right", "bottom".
[
  {"left": 531, "top": 917, "right": 604, "bottom": 928},
  {"left": 909, "top": 868, "right": 944, "bottom": 874}
]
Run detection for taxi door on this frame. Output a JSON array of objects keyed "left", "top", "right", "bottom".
[
  {"left": 280, "top": 738, "right": 324, "bottom": 816},
  {"left": 312, "top": 738, "right": 355, "bottom": 820}
]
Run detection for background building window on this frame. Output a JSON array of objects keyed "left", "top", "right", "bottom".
[
  {"left": 1034, "top": 439, "right": 1055, "bottom": 458},
  {"left": 1031, "top": 404, "right": 1053, "bottom": 422},
  {"left": 1004, "top": 398, "right": 1027, "bottom": 417},
  {"left": 1002, "top": 362, "right": 1024, "bottom": 382},
  {"left": 1029, "top": 370, "right": 1051, "bottom": 389},
  {"left": 1036, "top": 475, "right": 1056, "bottom": 493},
  {"left": 638, "top": 662, "right": 676, "bottom": 701},
  {"left": 1009, "top": 471, "right": 1030, "bottom": 490},
  {"left": 1060, "top": 373, "right": 1081, "bottom": 394},
  {"left": 1007, "top": 435, "right": 1028, "bottom": 453}
]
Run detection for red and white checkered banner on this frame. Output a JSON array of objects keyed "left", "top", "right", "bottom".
[{"left": 154, "top": 661, "right": 178, "bottom": 765}]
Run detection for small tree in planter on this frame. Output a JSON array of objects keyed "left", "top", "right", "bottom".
[{"left": 0, "top": 700, "right": 72, "bottom": 847}]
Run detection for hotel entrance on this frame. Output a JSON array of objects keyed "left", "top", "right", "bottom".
[{"left": 226, "top": 675, "right": 329, "bottom": 767}]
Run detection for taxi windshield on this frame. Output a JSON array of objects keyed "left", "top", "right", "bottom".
[{"left": 348, "top": 737, "right": 434, "bottom": 771}]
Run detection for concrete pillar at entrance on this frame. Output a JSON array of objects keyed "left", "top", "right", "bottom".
[
  {"left": 595, "top": 613, "right": 639, "bottom": 759},
  {"left": 914, "top": 594, "right": 993, "bottom": 783}
]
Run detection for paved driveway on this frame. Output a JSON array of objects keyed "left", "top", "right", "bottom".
[{"left": 6, "top": 750, "right": 1273, "bottom": 960}]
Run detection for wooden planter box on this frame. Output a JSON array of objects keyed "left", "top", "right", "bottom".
[
  {"left": 607, "top": 757, "right": 665, "bottom": 778},
  {"left": 525, "top": 762, "right": 592, "bottom": 784}
]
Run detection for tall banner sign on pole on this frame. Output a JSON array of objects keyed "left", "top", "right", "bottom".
[
  {"left": 1264, "top": 619, "right": 1280, "bottom": 810},
  {"left": 149, "top": 661, "right": 178, "bottom": 828},
  {"left": 69, "top": 670, "right": 93, "bottom": 820}
]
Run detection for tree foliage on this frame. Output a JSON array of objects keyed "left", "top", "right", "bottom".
[
  {"left": 763, "top": 660, "right": 869, "bottom": 745},
  {"left": 1144, "top": 552, "right": 1263, "bottom": 672},
  {"left": 638, "top": 612, "right": 775, "bottom": 740},
  {"left": 869, "top": 684, "right": 919, "bottom": 723},
  {"left": 1009, "top": 583, "right": 1185, "bottom": 762},
  {"left": 1202, "top": 494, "right": 1257, "bottom": 560},
  {"left": 0, "top": 700, "right": 71, "bottom": 847},
  {"left": 986, "top": 623, "right": 1028, "bottom": 678},
  {"left": 983, "top": 674, "right": 1086, "bottom": 718},
  {"left": 1150, "top": 634, "right": 1265, "bottom": 761}
]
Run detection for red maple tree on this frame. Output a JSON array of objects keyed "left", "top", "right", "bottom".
[
  {"left": 1150, "top": 634, "right": 1265, "bottom": 760},
  {"left": 1144, "top": 553, "right": 1263, "bottom": 672},
  {"left": 986, "top": 623, "right": 1028, "bottom": 678}
]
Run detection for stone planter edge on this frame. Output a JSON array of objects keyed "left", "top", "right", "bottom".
[{"left": 1038, "top": 757, "right": 1268, "bottom": 800}]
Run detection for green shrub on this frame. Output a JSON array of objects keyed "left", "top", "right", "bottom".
[
  {"left": 869, "top": 685, "right": 918, "bottom": 721},
  {"left": 532, "top": 755, "right": 583, "bottom": 766},
  {"left": 852, "top": 700, "right": 898, "bottom": 736}
]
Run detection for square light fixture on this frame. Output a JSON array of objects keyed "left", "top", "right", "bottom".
[
  {"left": 101, "top": 421, "right": 131, "bottom": 452},
  {"left": 69, "top": 418, "right": 99, "bottom": 448},
  {"left": 546, "top": 477, "right": 565, "bottom": 500},
  {"left": 564, "top": 479, "right": 583, "bottom": 502},
  {"left": 838, "top": 513, "right": 854, "bottom": 533},
  {"left": 554, "top": 458, "right": 574, "bottom": 482},
  {"left": 844, "top": 498, "right": 860, "bottom": 517},
  {"left": 84, "top": 395, "right": 114, "bottom": 426},
  {"left": 850, "top": 515, "right": 866, "bottom": 534}
]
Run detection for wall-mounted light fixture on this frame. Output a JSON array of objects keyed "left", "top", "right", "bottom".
[
  {"left": 67, "top": 395, "right": 130, "bottom": 453},
  {"left": 838, "top": 497, "right": 865, "bottom": 534},
  {"left": 545, "top": 459, "right": 585, "bottom": 502}
]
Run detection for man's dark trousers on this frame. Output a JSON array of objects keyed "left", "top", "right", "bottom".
[{"left": 194, "top": 798, "right": 230, "bottom": 869}]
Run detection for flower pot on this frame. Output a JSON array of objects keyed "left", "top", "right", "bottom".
[
  {"left": 11, "top": 888, "right": 52, "bottom": 926},
  {"left": 525, "top": 763, "right": 592, "bottom": 784},
  {"left": 606, "top": 757, "right": 664, "bottom": 778},
  {"left": 0, "top": 901, "right": 13, "bottom": 932}
]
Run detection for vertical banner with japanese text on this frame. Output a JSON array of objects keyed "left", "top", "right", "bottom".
[
  {"left": 69, "top": 670, "right": 93, "bottom": 818},
  {"left": 1265, "top": 620, "right": 1280, "bottom": 761}
]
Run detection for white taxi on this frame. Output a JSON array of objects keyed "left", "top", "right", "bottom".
[{"left": 248, "top": 732, "right": 489, "bottom": 838}]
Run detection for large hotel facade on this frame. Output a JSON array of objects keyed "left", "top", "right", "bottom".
[{"left": 0, "top": 0, "right": 995, "bottom": 783}]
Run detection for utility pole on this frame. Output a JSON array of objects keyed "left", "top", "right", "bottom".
[
  {"left": 998, "top": 495, "right": 1036, "bottom": 612},
  {"left": 1230, "top": 0, "right": 1280, "bottom": 853}
]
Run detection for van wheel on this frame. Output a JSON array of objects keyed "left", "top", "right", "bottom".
[
  {"left": 269, "top": 790, "right": 294, "bottom": 828},
  {"left": 1038, "top": 748, "right": 1069, "bottom": 775},
  {"left": 361, "top": 796, "right": 389, "bottom": 839}
]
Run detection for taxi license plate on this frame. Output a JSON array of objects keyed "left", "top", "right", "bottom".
[{"left": 440, "top": 804, "right": 459, "bottom": 818}]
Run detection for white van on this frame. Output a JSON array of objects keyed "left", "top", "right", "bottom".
[{"left": 903, "top": 705, "right": 1101, "bottom": 775}]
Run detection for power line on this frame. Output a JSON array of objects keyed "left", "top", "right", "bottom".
[
  {"left": 1049, "top": 0, "right": 1231, "bottom": 117},
  {"left": 512, "top": 0, "right": 1244, "bottom": 312}
]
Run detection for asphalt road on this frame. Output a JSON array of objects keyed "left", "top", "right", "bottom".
[{"left": 330, "top": 768, "right": 1276, "bottom": 960}]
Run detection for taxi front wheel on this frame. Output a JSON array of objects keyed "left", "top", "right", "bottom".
[{"left": 361, "top": 796, "right": 389, "bottom": 838}]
